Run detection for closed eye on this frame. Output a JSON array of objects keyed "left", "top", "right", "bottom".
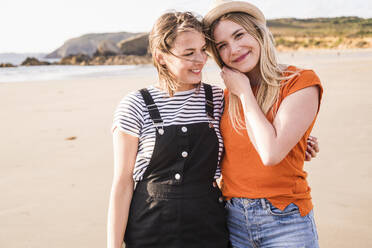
[
  {"left": 217, "top": 44, "right": 226, "bottom": 50},
  {"left": 235, "top": 32, "right": 244, "bottom": 39}
]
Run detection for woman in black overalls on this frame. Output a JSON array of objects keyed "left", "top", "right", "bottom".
[
  {"left": 107, "top": 11, "right": 229, "bottom": 248},
  {"left": 124, "top": 85, "right": 228, "bottom": 247}
]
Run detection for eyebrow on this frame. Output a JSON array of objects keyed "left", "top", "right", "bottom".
[{"left": 215, "top": 28, "right": 244, "bottom": 46}]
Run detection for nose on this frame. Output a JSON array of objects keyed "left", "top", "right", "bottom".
[
  {"left": 193, "top": 52, "right": 207, "bottom": 64},
  {"left": 230, "top": 42, "right": 241, "bottom": 55}
]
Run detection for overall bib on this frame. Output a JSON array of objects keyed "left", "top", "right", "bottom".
[{"left": 124, "top": 84, "right": 229, "bottom": 248}]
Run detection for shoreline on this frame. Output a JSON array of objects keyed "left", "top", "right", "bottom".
[
  {"left": 1, "top": 47, "right": 372, "bottom": 68},
  {"left": 1, "top": 49, "right": 372, "bottom": 84}
]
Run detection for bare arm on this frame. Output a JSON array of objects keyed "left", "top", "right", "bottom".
[
  {"left": 221, "top": 67, "right": 320, "bottom": 166},
  {"left": 107, "top": 129, "right": 138, "bottom": 248}
]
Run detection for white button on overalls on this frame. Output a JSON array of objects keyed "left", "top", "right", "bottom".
[
  {"left": 181, "top": 126, "right": 187, "bottom": 133},
  {"left": 182, "top": 151, "right": 188, "bottom": 158},
  {"left": 174, "top": 173, "right": 181, "bottom": 180}
]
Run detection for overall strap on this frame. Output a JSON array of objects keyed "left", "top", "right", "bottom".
[
  {"left": 139, "top": 88, "right": 163, "bottom": 125},
  {"left": 203, "top": 83, "right": 214, "bottom": 119}
]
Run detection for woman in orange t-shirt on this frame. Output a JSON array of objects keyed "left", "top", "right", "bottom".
[{"left": 204, "top": 1, "right": 322, "bottom": 247}]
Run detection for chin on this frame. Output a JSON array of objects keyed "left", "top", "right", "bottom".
[{"left": 235, "top": 63, "right": 256, "bottom": 73}]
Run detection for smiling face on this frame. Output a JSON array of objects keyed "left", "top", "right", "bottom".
[
  {"left": 213, "top": 19, "right": 260, "bottom": 74},
  {"left": 159, "top": 30, "right": 208, "bottom": 91}
]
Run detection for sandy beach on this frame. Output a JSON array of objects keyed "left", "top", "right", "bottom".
[{"left": 1, "top": 49, "right": 372, "bottom": 247}]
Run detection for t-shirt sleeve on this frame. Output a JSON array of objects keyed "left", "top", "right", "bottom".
[
  {"left": 112, "top": 92, "right": 144, "bottom": 137},
  {"left": 284, "top": 69, "right": 323, "bottom": 110}
]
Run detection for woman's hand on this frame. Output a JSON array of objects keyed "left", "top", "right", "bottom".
[
  {"left": 305, "top": 135, "right": 319, "bottom": 161},
  {"left": 220, "top": 66, "right": 251, "bottom": 96}
]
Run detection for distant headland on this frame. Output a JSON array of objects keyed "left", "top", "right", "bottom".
[{"left": 1, "top": 16, "right": 371, "bottom": 68}]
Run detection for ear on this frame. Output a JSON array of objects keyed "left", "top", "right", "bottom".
[{"left": 155, "top": 51, "right": 166, "bottom": 66}]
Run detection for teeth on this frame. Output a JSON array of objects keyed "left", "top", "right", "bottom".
[{"left": 191, "top": 69, "right": 201, "bottom": 73}]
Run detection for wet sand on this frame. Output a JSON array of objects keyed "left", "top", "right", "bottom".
[{"left": 1, "top": 50, "right": 371, "bottom": 247}]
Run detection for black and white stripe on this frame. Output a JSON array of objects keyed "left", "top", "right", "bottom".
[{"left": 112, "top": 84, "right": 224, "bottom": 182}]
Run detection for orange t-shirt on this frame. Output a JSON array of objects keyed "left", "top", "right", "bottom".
[{"left": 220, "top": 66, "right": 323, "bottom": 216}]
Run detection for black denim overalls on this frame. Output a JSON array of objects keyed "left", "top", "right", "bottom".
[{"left": 124, "top": 84, "right": 229, "bottom": 248}]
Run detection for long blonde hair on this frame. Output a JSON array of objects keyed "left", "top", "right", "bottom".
[
  {"left": 206, "top": 12, "right": 293, "bottom": 130},
  {"left": 149, "top": 11, "right": 204, "bottom": 96}
]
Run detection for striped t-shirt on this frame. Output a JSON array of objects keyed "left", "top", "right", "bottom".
[{"left": 112, "top": 84, "right": 224, "bottom": 182}]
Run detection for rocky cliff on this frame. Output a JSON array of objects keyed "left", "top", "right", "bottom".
[
  {"left": 46, "top": 32, "right": 139, "bottom": 58},
  {"left": 118, "top": 33, "right": 149, "bottom": 56}
]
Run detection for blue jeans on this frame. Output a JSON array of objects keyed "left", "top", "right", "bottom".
[{"left": 226, "top": 198, "right": 319, "bottom": 248}]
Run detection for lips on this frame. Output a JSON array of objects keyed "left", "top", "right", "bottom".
[{"left": 232, "top": 51, "right": 250, "bottom": 63}]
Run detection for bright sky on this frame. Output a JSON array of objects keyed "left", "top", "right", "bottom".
[{"left": 1, "top": 0, "right": 371, "bottom": 53}]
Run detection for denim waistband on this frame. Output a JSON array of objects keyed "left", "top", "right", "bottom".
[{"left": 228, "top": 197, "right": 269, "bottom": 210}]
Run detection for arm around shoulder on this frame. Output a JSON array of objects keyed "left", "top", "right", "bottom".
[{"left": 107, "top": 128, "right": 138, "bottom": 248}]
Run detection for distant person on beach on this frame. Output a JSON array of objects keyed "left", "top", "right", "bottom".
[{"left": 204, "top": 0, "right": 323, "bottom": 247}]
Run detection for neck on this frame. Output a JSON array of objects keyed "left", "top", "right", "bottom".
[
  {"left": 246, "top": 65, "right": 261, "bottom": 87},
  {"left": 156, "top": 80, "right": 199, "bottom": 93},
  {"left": 175, "top": 83, "right": 198, "bottom": 92}
]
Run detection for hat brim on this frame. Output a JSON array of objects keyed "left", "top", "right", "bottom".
[{"left": 203, "top": 1, "right": 266, "bottom": 27}]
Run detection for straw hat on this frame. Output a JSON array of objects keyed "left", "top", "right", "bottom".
[{"left": 203, "top": 0, "right": 266, "bottom": 27}]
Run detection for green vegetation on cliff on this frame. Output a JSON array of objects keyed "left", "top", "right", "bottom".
[
  {"left": 268, "top": 17, "right": 372, "bottom": 50},
  {"left": 268, "top": 17, "right": 372, "bottom": 37}
]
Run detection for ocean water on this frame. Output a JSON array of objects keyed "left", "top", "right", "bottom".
[
  {"left": 0, "top": 53, "right": 51, "bottom": 65},
  {"left": 0, "top": 53, "right": 157, "bottom": 83},
  {"left": 0, "top": 64, "right": 155, "bottom": 83}
]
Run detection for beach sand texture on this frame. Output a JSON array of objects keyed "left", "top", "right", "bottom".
[{"left": 1, "top": 50, "right": 371, "bottom": 247}]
